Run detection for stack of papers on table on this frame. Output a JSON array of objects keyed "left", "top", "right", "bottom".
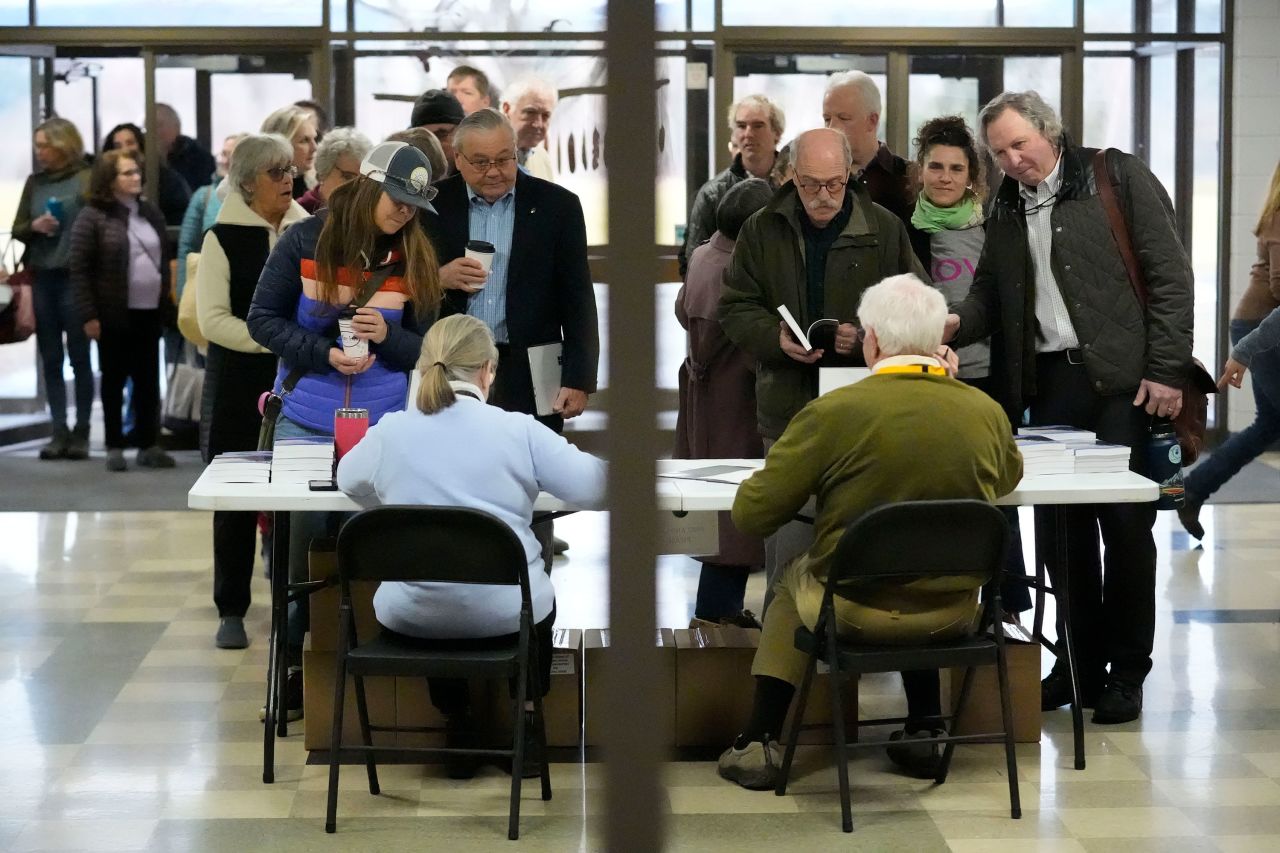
[
  {"left": 660, "top": 464, "right": 760, "bottom": 485},
  {"left": 271, "top": 437, "right": 335, "bottom": 485},
  {"left": 1014, "top": 435, "right": 1073, "bottom": 475},
  {"left": 1017, "top": 425, "right": 1097, "bottom": 443},
  {"left": 205, "top": 451, "right": 272, "bottom": 484},
  {"left": 1060, "top": 440, "right": 1132, "bottom": 474}
]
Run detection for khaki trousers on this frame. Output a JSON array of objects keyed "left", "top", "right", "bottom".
[{"left": 752, "top": 554, "right": 982, "bottom": 687}]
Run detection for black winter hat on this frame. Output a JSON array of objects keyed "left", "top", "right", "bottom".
[{"left": 410, "top": 89, "right": 465, "bottom": 128}]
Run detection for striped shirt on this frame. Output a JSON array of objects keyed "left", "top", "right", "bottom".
[
  {"left": 1019, "top": 156, "right": 1079, "bottom": 352},
  {"left": 464, "top": 184, "right": 516, "bottom": 344}
]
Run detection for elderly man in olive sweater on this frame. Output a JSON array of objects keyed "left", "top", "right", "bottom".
[{"left": 717, "top": 274, "right": 1022, "bottom": 791}]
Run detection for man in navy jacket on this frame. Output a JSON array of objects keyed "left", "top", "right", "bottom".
[{"left": 423, "top": 108, "right": 599, "bottom": 434}]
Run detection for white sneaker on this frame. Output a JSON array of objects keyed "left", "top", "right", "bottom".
[{"left": 718, "top": 737, "right": 781, "bottom": 790}]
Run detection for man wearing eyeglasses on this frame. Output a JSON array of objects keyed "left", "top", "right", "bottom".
[
  {"left": 424, "top": 107, "right": 598, "bottom": 564},
  {"left": 425, "top": 108, "right": 597, "bottom": 424},
  {"left": 720, "top": 127, "right": 927, "bottom": 610}
]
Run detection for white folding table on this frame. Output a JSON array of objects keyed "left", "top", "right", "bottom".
[{"left": 189, "top": 458, "right": 1156, "bottom": 779}]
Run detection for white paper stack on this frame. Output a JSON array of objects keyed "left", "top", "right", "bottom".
[
  {"left": 205, "top": 451, "right": 272, "bottom": 484},
  {"left": 1017, "top": 425, "right": 1097, "bottom": 443},
  {"left": 1014, "top": 435, "right": 1073, "bottom": 475},
  {"left": 271, "top": 437, "right": 335, "bottom": 485},
  {"left": 1061, "top": 440, "right": 1132, "bottom": 474}
]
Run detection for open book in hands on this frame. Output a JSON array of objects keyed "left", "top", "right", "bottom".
[{"left": 777, "top": 305, "right": 841, "bottom": 352}]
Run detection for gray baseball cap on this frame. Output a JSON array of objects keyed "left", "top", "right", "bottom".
[{"left": 359, "top": 141, "right": 438, "bottom": 208}]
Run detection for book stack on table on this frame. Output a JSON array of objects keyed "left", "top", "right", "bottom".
[
  {"left": 1016, "top": 426, "right": 1132, "bottom": 475},
  {"left": 202, "top": 451, "right": 272, "bottom": 484},
  {"left": 271, "top": 437, "right": 336, "bottom": 485},
  {"left": 1014, "top": 435, "right": 1073, "bottom": 475}
]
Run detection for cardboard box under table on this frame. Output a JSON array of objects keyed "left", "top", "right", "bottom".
[
  {"left": 583, "top": 629, "right": 676, "bottom": 747},
  {"left": 673, "top": 625, "right": 858, "bottom": 748},
  {"left": 945, "top": 623, "right": 1042, "bottom": 744}
]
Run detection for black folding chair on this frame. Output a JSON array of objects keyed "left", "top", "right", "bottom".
[
  {"left": 324, "top": 506, "right": 551, "bottom": 841},
  {"left": 774, "top": 499, "right": 1021, "bottom": 833}
]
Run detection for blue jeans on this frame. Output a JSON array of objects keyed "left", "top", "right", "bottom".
[
  {"left": 275, "top": 415, "right": 342, "bottom": 660},
  {"left": 32, "top": 269, "right": 94, "bottom": 430},
  {"left": 1184, "top": 319, "right": 1280, "bottom": 503}
]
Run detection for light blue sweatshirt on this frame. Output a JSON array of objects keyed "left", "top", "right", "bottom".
[
  {"left": 1233, "top": 303, "right": 1280, "bottom": 367},
  {"left": 335, "top": 381, "right": 607, "bottom": 638}
]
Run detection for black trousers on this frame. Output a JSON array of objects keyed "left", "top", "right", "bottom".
[
  {"left": 213, "top": 510, "right": 257, "bottom": 618},
  {"left": 382, "top": 606, "right": 557, "bottom": 716},
  {"left": 1030, "top": 351, "right": 1157, "bottom": 683},
  {"left": 98, "top": 309, "right": 162, "bottom": 449}
]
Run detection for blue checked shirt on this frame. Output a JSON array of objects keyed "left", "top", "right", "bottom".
[{"left": 465, "top": 184, "right": 516, "bottom": 343}]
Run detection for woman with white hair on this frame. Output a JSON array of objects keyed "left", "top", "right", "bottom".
[
  {"left": 260, "top": 105, "right": 319, "bottom": 198},
  {"left": 195, "top": 133, "right": 311, "bottom": 651},
  {"left": 298, "top": 127, "right": 372, "bottom": 214}
]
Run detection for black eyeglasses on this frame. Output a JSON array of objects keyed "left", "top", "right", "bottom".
[
  {"left": 460, "top": 153, "right": 516, "bottom": 173},
  {"left": 264, "top": 165, "right": 299, "bottom": 182},
  {"left": 796, "top": 176, "right": 848, "bottom": 195}
]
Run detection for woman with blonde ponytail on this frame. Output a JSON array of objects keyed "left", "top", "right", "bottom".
[{"left": 336, "top": 314, "right": 606, "bottom": 775}]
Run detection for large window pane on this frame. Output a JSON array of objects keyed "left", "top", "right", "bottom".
[
  {"left": 722, "top": 0, "right": 996, "bottom": 26},
  {"left": 1150, "top": 0, "right": 1177, "bottom": 31},
  {"left": 0, "top": 0, "right": 27, "bottom": 25},
  {"left": 1191, "top": 45, "right": 1221, "bottom": 380},
  {"left": 1003, "top": 56, "right": 1061, "bottom": 115},
  {"left": 36, "top": 0, "right": 322, "bottom": 26},
  {"left": 0, "top": 56, "right": 37, "bottom": 401},
  {"left": 1084, "top": 0, "right": 1134, "bottom": 32},
  {"left": 354, "top": 1, "right": 604, "bottom": 31},
  {"left": 355, "top": 42, "right": 607, "bottom": 244},
  {"left": 656, "top": 54, "right": 686, "bottom": 245},
  {"left": 1083, "top": 56, "right": 1134, "bottom": 150},
  {"left": 1003, "top": 0, "right": 1073, "bottom": 27},
  {"left": 1147, "top": 47, "right": 1176, "bottom": 193},
  {"left": 53, "top": 58, "right": 143, "bottom": 155},
  {"left": 1196, "top": 0, "right": 1223, "bottom": 33},
  {"left": 209, "top": 72, "right": 313, "bottom": 151}
]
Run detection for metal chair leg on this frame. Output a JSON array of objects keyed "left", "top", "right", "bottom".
[
  {"left": 937, "top": 665, "right": 978, "bottom": 784},
  {"left": 352, "top": 675, "right": 380, "bottom": 795},
  {"left": 827, "top": 662, "right": 853, "bottom": 833},
  {"left": 508, "top": 652, "right": 531, "bottom": 841},
  {"left": 263, "top": 510, "right": 290, "bottom": 784},
  {"left": 994, "top": 639, "right": 1023, "bottom": 819},
  {"left": 776, "top": 652, "right": 818, "bottom": 797},
  {"left": 324, "top": 639, "right": 348, "bottom": 834},
  {"left": 1053, "top": 507, "right": 1086, "bottom": 770}
]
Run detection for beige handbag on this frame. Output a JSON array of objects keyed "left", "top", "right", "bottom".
[{"left": 177, "top": 252, "right": 208, "bottom": 350}]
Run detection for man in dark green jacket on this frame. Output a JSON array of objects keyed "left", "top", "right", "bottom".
[
  {"left": 720, "top": 127, "right": 928, "bottom": 442},
  {"left": 946, "top": 91, "right": 1195, "bottom": 725},
  {"left": 720, "top": 127, "right": 928, "bottom": 613}
]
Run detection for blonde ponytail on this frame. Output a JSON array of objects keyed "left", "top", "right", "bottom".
[{"left": 414, "top": 314, "right": 499, "bottom": 415}]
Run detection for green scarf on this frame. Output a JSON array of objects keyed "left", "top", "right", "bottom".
[{"left": 911, "top": 191, "right": 984, "bottom": 234}]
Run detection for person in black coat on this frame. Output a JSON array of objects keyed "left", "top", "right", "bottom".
[
  {"left": 103, "top": 123, "right": 192, "bottom": 226},
  {"left": 424, "top": 108, "right": 599, "bottom": 435}
]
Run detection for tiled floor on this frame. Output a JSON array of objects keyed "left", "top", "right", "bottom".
[{"left": 1, "top": 496, "right": 1280, "bottom": 851}]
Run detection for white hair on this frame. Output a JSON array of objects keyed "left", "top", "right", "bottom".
[
  {"left": 857, "top": 274, "right": 947, "bottom": 357},
  {"left": 825, "top": 70, "right": 882, "bottom": 118},
  {"left": 501, "top": 77, "right": 558, "bottom": 110},
  {"left": 728, "top": 93, "right": 786, "bottom": 137},
  {"left": 314, "top": 127, "right": 372, "bottom": 180},
  {"left": 227, "top": 133, "right": 294, "bottom": 204}
]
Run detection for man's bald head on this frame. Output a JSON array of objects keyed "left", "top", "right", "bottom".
[{"left": 792, "top": 129, "right": 853, "bottom": 228}]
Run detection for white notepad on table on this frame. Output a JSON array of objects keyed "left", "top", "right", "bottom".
[{"left": 528, "top": 342, "right": 563, "bottom": 417}]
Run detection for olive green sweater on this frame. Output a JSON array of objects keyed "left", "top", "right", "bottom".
[{"left": 732, "top": 370, "right": 1023, "bottom": 588}]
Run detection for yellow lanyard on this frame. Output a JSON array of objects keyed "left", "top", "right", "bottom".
[{"left": 875, "top": 364, "right": 948, "bottom": 377}]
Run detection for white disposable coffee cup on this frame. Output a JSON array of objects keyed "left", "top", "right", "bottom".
[
  {"left": 338, "top": 316, "right": 369, "bottom": 359},
  {"left": 464, "top": 240, "right": 495, "bottom": 289}
]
